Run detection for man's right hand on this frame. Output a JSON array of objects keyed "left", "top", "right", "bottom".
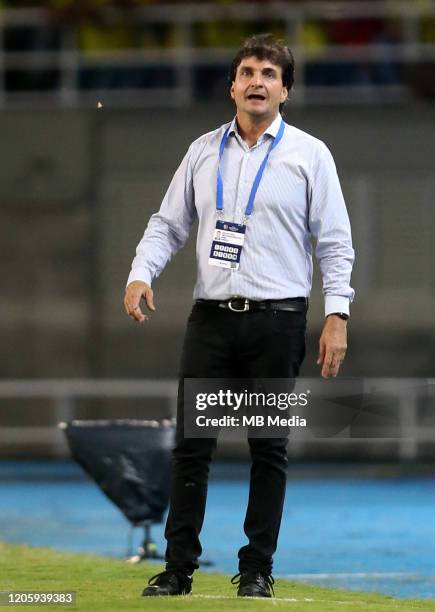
[{"left": 124, "top": 281, "right": 156, "bottom": 323}]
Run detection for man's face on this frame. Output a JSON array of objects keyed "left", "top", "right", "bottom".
[{"left": 230, "top": 56, "right": 288, "bottom": 120}]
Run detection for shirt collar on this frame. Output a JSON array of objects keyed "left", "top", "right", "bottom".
[
  {"left": 228, "top": 113, "right": 282, "bottom": 143},
  {"left": 263, "top": 113, "right": 283, "bottom": 138}
]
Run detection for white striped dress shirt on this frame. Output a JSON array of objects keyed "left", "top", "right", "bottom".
[{"left": 127, "top": 113, "right": 355, "bottom": 316}]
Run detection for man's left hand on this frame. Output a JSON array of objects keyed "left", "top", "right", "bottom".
[{"left": 317, "top": 315, "right": 347, "bottom": 378}]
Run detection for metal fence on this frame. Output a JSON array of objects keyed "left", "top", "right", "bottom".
[
  {"left": 0, "top": 379, "right": 178, "bottom": 456},
  {"left": 0, "top": 1, "right": 435, "bottom": 108},
  {"left": 0, "top": 378, "right": 433, "bottom": 461}
]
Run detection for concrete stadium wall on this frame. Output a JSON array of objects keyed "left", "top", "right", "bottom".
[{"left": 1, "top": 103, "right": 434, "bottom": 390}]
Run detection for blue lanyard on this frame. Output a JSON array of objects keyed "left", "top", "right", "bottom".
[{"left": 216, "top": 118, "right": 285, "bottom": 218}]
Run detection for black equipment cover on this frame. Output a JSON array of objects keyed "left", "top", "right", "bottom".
[{"left": 63, "top": 420, "right": 174, "bottom": 526}]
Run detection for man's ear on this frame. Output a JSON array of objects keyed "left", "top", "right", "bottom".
[
  {"left": 280, "top": 86, "right": 289, "bottom": 103},
  {"left": 230, "top": 82, "right": 235, "bottom": 100}
]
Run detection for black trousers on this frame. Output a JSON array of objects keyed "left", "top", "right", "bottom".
[{"left": 164, "top": 302, "right": 307, "bottom": 575}]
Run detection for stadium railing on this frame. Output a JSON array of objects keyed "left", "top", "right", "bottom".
[
  {"left": 0, "top": 1, "right": 434, "bottom": 108},
  {"left": 0, "top": 378, "right": 431, "bottom": 461}
]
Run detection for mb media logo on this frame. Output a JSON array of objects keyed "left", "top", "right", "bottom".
[{"left": 243, "top": 415, "right": 307, "bottom": 427}]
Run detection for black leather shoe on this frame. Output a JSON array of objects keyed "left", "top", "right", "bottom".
[
  {"left": 231, "top": 571, "right": 275, "bottom": 597},
  {"left": 142, "top": 570, "right": 192, "bottom": 596}
]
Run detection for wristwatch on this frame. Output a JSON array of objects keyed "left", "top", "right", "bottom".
[{"left": 328, "top": 312, "right": 349, "bottom": 321}]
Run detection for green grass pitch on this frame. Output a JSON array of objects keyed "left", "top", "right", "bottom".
[{"left": 0, "top": 542, "right": 433, "bottom": 611}]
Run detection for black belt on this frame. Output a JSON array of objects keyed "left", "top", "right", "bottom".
[{"left": 195, "top": 297, "right": 308, "bottom": 313}]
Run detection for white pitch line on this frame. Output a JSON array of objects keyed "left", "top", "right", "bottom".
[
  {"left": 191, "top": 595, "right": 315, "bottom": 601},
  {"left": 283, "top": 572, "right": 418, "bottom": 580},
  {"left": 190, "top": 595, "right": 391, "bottom": 605}
]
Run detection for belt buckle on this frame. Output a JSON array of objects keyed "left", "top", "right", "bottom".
[{"left": 228, "top": 297, "right": 249, "bottom": 312}]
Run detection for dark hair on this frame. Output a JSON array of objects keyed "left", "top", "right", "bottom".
[{"left": 229, "top": 33, "right": 295, "bottom": 112}]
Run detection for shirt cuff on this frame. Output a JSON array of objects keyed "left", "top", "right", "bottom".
[
  {"left": 126, "top": 268, "right": 153, "bottom": 288},
  {"left": 324, "top": 296, "right": 350, "bottom": 318}
]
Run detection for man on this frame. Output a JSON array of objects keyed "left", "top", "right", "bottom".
[{"left": 124, "top": 34, "right": 354, "bottom": 598}]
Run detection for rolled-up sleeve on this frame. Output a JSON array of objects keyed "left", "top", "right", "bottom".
[
  {"left": 127, "top": 145, "right": 197, "bottom": 286},
  {"left": 308, "top": 142, "right": 355, "bottom": 317}
]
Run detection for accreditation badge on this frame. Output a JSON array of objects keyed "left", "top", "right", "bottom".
[{"left": 208, "top": 220, "right": 246, "bottom": 270}]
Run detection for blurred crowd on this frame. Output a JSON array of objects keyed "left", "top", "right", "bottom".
[{"left": 1, "top": 0, "right": 434, "bottom": 98}]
